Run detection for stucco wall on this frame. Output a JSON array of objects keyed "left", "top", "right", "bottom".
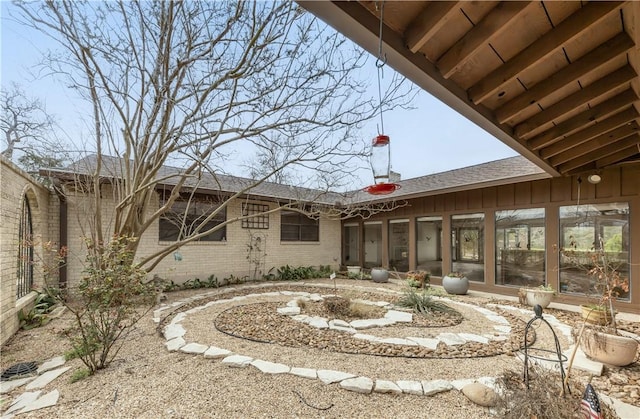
[
  {"left": 0, "top": 156, "right": 56, "bottom": 345},
  {"left": 63, "top": 189, "right": 341, "bottom": 287}
]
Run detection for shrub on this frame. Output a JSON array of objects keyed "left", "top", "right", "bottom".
[
  {"left": 397, "top": 288, "right": 455, "bottom": 316},
  {"left": 323, "top": 296, "right": 350, "bottom": 315}
]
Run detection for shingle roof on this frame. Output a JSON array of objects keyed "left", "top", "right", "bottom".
[
  {"left": 41, "top": 154, "right": 550, "bottom": 205},
  {"left": 350, "top": 155, "right": 550, "bottom": 203}
]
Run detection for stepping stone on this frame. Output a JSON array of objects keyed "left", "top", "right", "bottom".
[
  {"left": 384, "top": 310, "right": 413, "bottom": 322},
  {"left": 451, "top": 378, "right": 475, "bottom": 391},
  {"left": 458, "top": 333, "right": 489, "bottom": 344},
  {"left": 562, "top": 346, "right": 603, "bottom": 376},
  {"left": 329, "top": 319, "right": 350, "bottom": 328},
  {"left": 340, "top": 376, "right": 373, "bottom": 394},
  {"left": 353, "top": 333, "right": 381, "bottom": 343},
  {"left": 437, "top": 333, "right": 466, "bottom": 346},
  {"left": 165, "top": 337, "right": 186, "bottom": 351},
  {"left": 397, "top": 380, "right": 423, "bottom": 395},
  {"left": 4, "top": 391, "right": 42, "bottom": 415},
  {"left": 285, "top": 300, "right": 299, "bottom": 307},
  {"left": 164, "top": 324, "right": 186, "bottom": 340},
  {"left": 0, "top": 376, "right": 36, "bottom": 394},
  {"left": 250, "top": 360, "right": 290, "bottom": 374},
  {"left": 19, "top": 389, "right": 60, "bottom": 414},
  {"left": 170, "top": 312, "right": 187, "bottom": 325},
  {"left": 422, "top": 379, "right": 453, "bottom": 396},
  {"left": 37, "top": 356, "right": 66, "bottom": 375},
  {"left": 180, "top": 343, "right": 208, "bottom": 354},
  {"left": 291, "top": 315, "right": 309, "bottom": 322},
  {"left": 493, "top": 325, "right": 511, "bottom": 334},
  {"left": 221, "top": 355, "right": 253, "bottom": 368},
  {"left": 277, "top": 307, "right": 300, "bottom": 315},
  {"left": 25, "top": 367, "right": 70, "bottom": 390},
  {"left": 317, "top": 370, "right": 355, "bottom": 384},
  {"left": 328, "top": 323, "right": 356, "bottom": 334},
  {"left": 486, "top": 315, "right": 509, "bottom": 325},
  {"left": 289, "top": 367, "right": 317, "bottom": 379},
  {"left": 350, "top": 318, "right": 394, "bottom": 329},
  {"left": 374, "top": 380, "right": 402, "bottom": 394},
  {"left": 379, "top": 337, "right": 416, "bottom": 346},
  {"left": 203, "top": 347, "right": 232, "bottom": 359},
  {"left": 307, "top": 317, "right": 329, "bottom": 329},
  {"left": 407, "top": 337, "right": 440, "bottom": 350}
]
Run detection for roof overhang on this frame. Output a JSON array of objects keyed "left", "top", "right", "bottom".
[{"left": 298, "top": 1, "right": 640, "bottom": 177}]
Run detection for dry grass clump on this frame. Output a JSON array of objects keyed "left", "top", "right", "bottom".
[
  {"left": 323, "top": 296, "right": 351, "bottom": 316},
  {"left": 495, "top": 368, "right": 619, "bottom": 419},
  {"left": 347, "top": 301, "right": 381, "bottom": 318}
]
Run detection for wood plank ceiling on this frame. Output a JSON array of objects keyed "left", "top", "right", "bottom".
[{"left": 298, "top": 1, "right": 640, "bottom": 177}]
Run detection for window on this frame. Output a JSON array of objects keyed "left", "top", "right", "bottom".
[
  {"left": 242, "top": 203, "right": 269, "bottom": 229},
  {"left": 451, "top": 213, "right": 484, "bottom": 282},
  {"left": 17, "top": 195, "right": 33, "bottom": 299},
  {"left": 559, "top": 203, "right": 629, "bottom": 299},
  {"left": 281, "top": 210, "right": 319, "bottom": 241},
  {"left": 495, "top": 208, "right": 545, "bottom": 288},
  {"left": 159, "top": 195, "right": 226, "bottom": 242},
  {"left": 416, "top": 216, "right": 442, "bottom": 277}
]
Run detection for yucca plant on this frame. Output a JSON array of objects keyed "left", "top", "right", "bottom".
[{"left": 397, "top": 288, "right": 455, "bottom": 316}]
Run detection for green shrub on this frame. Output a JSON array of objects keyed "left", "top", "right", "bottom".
[
  {"left": 69, "top": 368, "right": 91, "bottom": 383},
  {"left": 397, "top": 288, "right": 455, "bottom": 316}
]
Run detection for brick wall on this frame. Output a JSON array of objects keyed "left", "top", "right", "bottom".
[
  {"left": 0, "top": 156, "right": 56, "bottom": 345},
  {"left": 63, "top": 190, "right": 342, "bottom": 287}
]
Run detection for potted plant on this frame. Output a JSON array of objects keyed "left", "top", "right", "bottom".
[
  {"left": 575, "top": 240, "right": 637, "bottom": 367},
  {"left": 442, "top": 271, "right": 469, "bottom": 295},
  {"left": 523, "top": 284, "right": 556, "bottom": 309},
  {"left": 406, "top": 270, "right": 430, "bottom": 288},
  {"left": 370, "top": 267, "right": 389, "bottom": 283},
  {"left": 346, "top": 265, "right": 361, "bottom": 277}
]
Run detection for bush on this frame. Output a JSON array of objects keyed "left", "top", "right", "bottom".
[
  {"left": 65, "top": 235, "right": 156, "bottom": 374},
  {"left": 397, "top": 288, "right": 455, "bottom": 316}
]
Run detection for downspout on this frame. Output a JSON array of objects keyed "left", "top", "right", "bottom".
[{"left": 52, "top": 180, "right": 67, "bottom": 290}]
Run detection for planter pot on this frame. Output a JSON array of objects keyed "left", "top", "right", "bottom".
[
  {"left": 346, "top": 266, "right": 361, "bottom": 275},
  {"left": 442, "top": 275, "right": 469, "bottom": 295},
  {"left": 580, "top": 328, "right": 639, "bottom": 367},
  {"left": 371, "top": 268, "right": 389, "bottom": 283},
  {"left": 580, "top": 305, "right": 615, "bottom": 325},
  {"left": 525, "top": 289, "right": 554, "bottom": 308}
]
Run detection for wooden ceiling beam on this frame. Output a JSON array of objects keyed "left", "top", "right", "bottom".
[
  {"left": 437, "top": 1, "right": 532, "bottom": 79},
  {"left": 495, "top": 32, "right": 635, "bottom": 124},
  {"left": 539, "top": 107, "right": 638, "bottom": 159},
  {"left": 596, "top": 141, "right": 640, "bottom": 168},
  {"left": 557, "top": 132, "right": 640, "bottom": 173},
  {"left": 405, "top": 2, "right": 460, "bottom": 54},
  {"left": 514, "top": 65, "right": 637, "bottom": 139},
  {"left": 527, "top": 89, "right": 638, "bottom": 150},
  {"left": 468, "top": 1, "right": 623, "bottom": 105},
  {"left": 549, "top": 121, "right": 638, "bottom": 167}
]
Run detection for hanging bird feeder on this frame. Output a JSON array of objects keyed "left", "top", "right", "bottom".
[
  {"left": 365, "top": 1, "right": 400, "bottom": 196},
  {"left": 364, "top": 134, "right": 399, "bottom": 195}
]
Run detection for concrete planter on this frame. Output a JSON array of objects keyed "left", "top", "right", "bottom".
[
  {"left": 371, "top": 268, "right": 389, "bottom": 283},
  {"left": 525, "top": 289, "right": 554, "bottom": 308},
  {"left": 442, "top": 275, "right": 469, "bottom": 295},
  {"left": 580, "top": 328, "right": 639, "bottom": 367}
]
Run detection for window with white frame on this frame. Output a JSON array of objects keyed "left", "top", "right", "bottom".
[{"left": 280, "top": 210, "right": 318, "bottom": 241}]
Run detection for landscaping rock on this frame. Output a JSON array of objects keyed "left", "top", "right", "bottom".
[
  {"left": 179, "top": 343, "right": 209, "bottom": 354},
  {"left": 317, "top": 370, "right": 355, "bottom": 384},
  {"left": 165, "top": 337, "right": 186, "bottom": 351},
  {"left": 396, "top": 380, "right": 423, "bottom": 395},
  {"left": 462, "top": 383, "right": 499, "bottom": 407},
  {"left": 25, "top": 367, "right": 70, "bottom": 390},
  {"left": 203, "top": 347, "right": 231, "bottom": 359},
  {"left": 374, "top": 380, "right": 402, "bottom": 394},
  {"left": 289, "top": 367, "right": 317, "bottom": 379},
  {"left": 37, "top": 356, "right": 66, "bottom": 375},
  {"left": 340, "top": 376, "right": 373, "bottom": 393},
  {"left": 250, "top": 360, "right": 289, "bottom": 374},
  {"left": 221, "top": 355, "right": 253, "bottom": 368},
  {"left": 19, "top": 389, "right": 60, "bottom": 414},
  {"left": 422, "top": 379, "right": 453, "bottom": 396}
]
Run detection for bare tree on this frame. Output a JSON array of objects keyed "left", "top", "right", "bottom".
[
  {"left": 15, "top": 1, "right": 413, "bottom": 270},
  {"left": 1, "top": 83, "right": 65, "bottom": 167}
]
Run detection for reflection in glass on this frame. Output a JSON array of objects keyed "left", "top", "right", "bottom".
[
  {"left": 416, "top": 216, "right": 442, "bottom": 276},
  {"left": 495, "top": 208, "right": 545, "bottom": 287},
  {"left": 559, "top": 203, "right": 630, "bottom": 300},
  {"left": 363, "top": 222, "right": 382, "bottom": 268},
  {"left": 389, "top": 219, "right": 409, "bottom": 272},
  {"left": 451, "top": 213, "right": 484, "bottom": 282},
  {"left": 343, "top": 223, "right": 359, "bottom": 266}
]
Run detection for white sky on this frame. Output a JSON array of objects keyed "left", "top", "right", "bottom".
[{"left": 1, "top": 2, "right": 517, "bottom": 187}]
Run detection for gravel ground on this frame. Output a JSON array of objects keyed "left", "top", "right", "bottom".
[{"left": 1, "top": 279, "right": 638, "bottom": 418}]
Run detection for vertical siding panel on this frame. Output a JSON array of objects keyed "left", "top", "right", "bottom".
[
  {"left": 483, "top": 187, "right": 497, "bottom": 208},
  {"left": 445, "top": 193, "right": 456, "bottom": 211},
  {"left": 497, "top": 184, "right": 515, "bottom": 207},
  {"left": 621, "top": 165, "right": 640, "bottom": 196},
  {"left": 531, "top": 179, "right": 551, "bottom": 204},
  {"left": 595, "top": 170, "right": 616, "bottom": 199},
  {"left": 434, "top": 195, "right": 445, "bottom": 212},
  {"left": 468, "top": 188, "right": 483, "bottom": 210},
  {"left": 455, "top": 191, "right": 467, "bottom": 210},
  {"left": 514, "top": 182, "right": 531, "bottom": 205},
  {"left": 551, "top": 176, "right": 571, "bottom": 202}
]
